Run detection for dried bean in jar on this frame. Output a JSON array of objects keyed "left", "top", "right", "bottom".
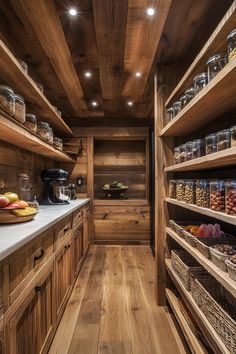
[
  {"left": 210, "top": 180, "right": 225, "bottom": 212},
  {"left": 176, "top": 180, "right": 185, "bottom": 201},
  {"left": 205, "top": 133, "right": 217, "bottom": 155},
  {"left": 184, "top": 180, "right": 195, "bottom": 204},
  {"left": 169, "top": 180, "right": 176, "bottom": 199},
  {"left": 226, "top": 180, "right": 236, "bottom": 215},
  {"left": 196, "top": 180, "right": 210, "bottom": 208},
  {"left": 217, "top": 129, "right": 231, "bottom": 151}
]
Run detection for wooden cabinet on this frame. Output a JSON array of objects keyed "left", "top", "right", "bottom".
[
  {"left": 54, "top": 237, "right": 73, "bottom": 320},
  {"left": 83, "top": 207, "right": 90, "bottom": 254},
  {"left": 72, "top": 225, "right": 83, "bottom": 276},
  {"left": 8, "top": 261, "right": 54, "bottom": 354},
  {"left": 54, "top": 215, "right": 72, "bottom": 250}
]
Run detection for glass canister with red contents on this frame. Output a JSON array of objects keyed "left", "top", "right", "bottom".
[
  {"left": 210, "top": 180, "right": 225, "bottom": 212},
  {"left": 226, "top": 180, "right": 236, "bottom": 215}
]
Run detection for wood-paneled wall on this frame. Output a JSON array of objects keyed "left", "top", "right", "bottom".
[{"left": 0, "top": 140, "right": 58, "bottom": 198}]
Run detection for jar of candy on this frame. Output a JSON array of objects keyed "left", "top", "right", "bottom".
[
  {"left": 206, "top": 53, "right": 227, "bottom": 81},
  {"left": 210, "top": 180, "right": 225, "bottom": 212},
  {"left": 205, "top": 133, "right": 217, "bottom": 155}
]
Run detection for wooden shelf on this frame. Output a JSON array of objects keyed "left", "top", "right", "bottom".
[
  {"left": 166, "top": 227, "right": 236, "bottom": 298},
  {"left": 166, "top": 198, "right": 236, "bottom": 226},
  {"left": 0, "top": 39, "right": 72, "bottom": 137},
  {"left": 0, "top": 113, "right": 74, "bottom": 162},
  {"left": 165, "top": 289, "right": 208, "bottom": 354},
  {"left": 94, "top": 199, "right": 149, "bottom": 206},
  {"left": 165, "top": 147, "right": 236, "bottom": 172},
  {"left": 165, "top": 1, "right": 236, "bottom": 108},
  {"left": 161, "top": 58, "right": 236, "bottom": 136},
  {"left": 165, "top": 259, "right": 230, "bottom": 354}
]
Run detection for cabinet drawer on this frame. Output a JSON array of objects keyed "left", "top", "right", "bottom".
[
  {"left": 73, "top": 208, "right": 83, "bottom": 228},
  {"left": 8, "top": 229, "right": 53, "bottom": 305},
  {"left": 54, "top": 215, "right": 72, "bottom": 250}
]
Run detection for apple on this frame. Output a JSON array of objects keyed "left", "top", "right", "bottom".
[
  {"left": 0, "top": 195, "right": 9, "bottom": 208},
  {"left": 17, "top": 200, "right": 29, "bottom": 208},
  {"left": 5, "top": 201, "right": 25, "bottom": 209},
  {"left": 4, "top": 192, "right": 18, "bottom": 203}
]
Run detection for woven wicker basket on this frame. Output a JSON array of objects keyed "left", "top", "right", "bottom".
[
  {"left": 210, "top": 248, "right": 232, "bottom": 272},
  {"left": 191, "top": 274, "right": 236, "bottom": 353},
  {"left": 226, "top": 259, "right": 236, "bottom": 281},
  {"left": 171, "top": 249, "right": 203, "bottom": 290},
  {"left": 182, "top": 230, "right": 197, "bottom": 248},
  {"left": 196, "top": 236, "right": 236, "bottom": 260}
]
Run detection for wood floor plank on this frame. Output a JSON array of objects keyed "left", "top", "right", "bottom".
[{"left": 49, "top": 246, "right": 186, "bottom": 354}]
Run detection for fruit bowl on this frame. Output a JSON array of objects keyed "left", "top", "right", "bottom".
[{"left": 0, "top": 209, "right": 38, "bottom": 224}]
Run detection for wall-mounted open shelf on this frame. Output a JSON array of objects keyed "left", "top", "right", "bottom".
[
  {"left": 0, "top": 39, "right": 72, "bottom": 137},
  {"left": 0, "top": 113, "right": 74, "bottom": 162}
]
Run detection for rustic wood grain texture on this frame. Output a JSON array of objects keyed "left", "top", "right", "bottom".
[{"left": 49, "top": 246, "right": 185, "bottom": 354}]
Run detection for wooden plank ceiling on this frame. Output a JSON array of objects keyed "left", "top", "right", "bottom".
[{"left": 0, "top": 0, "right": 233, "bottom": 126}]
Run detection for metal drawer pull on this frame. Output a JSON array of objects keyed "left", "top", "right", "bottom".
[
  {"left": 64, "top": 226, "right": 70, "bottom": 233},
  {"left": 34, "top": 249, "right": 45, "bottom": 262}
]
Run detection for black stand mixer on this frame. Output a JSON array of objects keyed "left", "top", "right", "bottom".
[{"left": 41, "top": 169, "right": 71, "bottom": 205}]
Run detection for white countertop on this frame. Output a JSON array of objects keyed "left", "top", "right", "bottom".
[{"left": 0, "top": 199, "right": 90, "bottom": 261}]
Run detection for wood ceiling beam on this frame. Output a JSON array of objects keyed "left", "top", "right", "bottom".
[
  {"left": 92, "top": 0, "right": 129, "bottom": 100},
  {"left": 122, "top": 0, "right": 172, "bottom": 100},
  {"left": 10, "top": 0, "right": 88, "bottom": 117}
]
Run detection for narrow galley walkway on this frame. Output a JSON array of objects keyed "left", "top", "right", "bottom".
[{"left": 49, "top": 246, "right": 185, "bottom": 354}]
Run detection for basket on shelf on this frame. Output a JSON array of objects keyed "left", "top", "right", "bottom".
[
  {"left": 226, "top": 259, "right": 236, "bottom": 281},
  {"left": 182, "top": 229, "right": 197, "bottom": 248},
  {"left": 210, "top": 247, "right": 236, "bottom": 272},
  {"left": 195, "top": 236, "right": 236, "bottom": 260},
  {"left": 171, "top": 249, "right": 203, "bottom": 291},
  {"left": 191, "top": 273, "right": 236, "bottom": 353}
]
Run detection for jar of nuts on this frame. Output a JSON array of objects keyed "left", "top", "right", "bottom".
[
  {"left": 14, "top": 94, "right": 25, "bottom": 124},
  {"left": 184, "top": 180, "right": 195, "bottom": 204},
  {"left": 24, "top": 114, "right": 37, "bottom": 133},
  {"left": 217, "top": 129, "right": 231, "bottom": 151},
  {"left": 192, "top": 139, "right": 205, "bottom": 159},
  {"left": 169, "top": 180, "right": 177, "bottom": 199},
  {"left": 179, "top": 144, "right": 186, "bottom": 163},
  {"left": 196, "top": 180, "right": 210, "bottom": 208},
  {"left": 205, "top": 133, "right": 217, "bottom": 155},
  {"left": 176, "top": 180, "right": 185, "bottom": 201},
  {"left": 230, "top": 125, "right": 236, "bottom": 147},
  {"left": 166, "top": 107, "right": 174, "bottom": 124},
  {"left": 185, "top": 141, "right": 193, "bottom": 161},
  {"left": 210, "top": 180, "right": 225, "bottom": 212},
  {"left": 0, "top": 85, "right": 15, "bottom": 116},
  {"left": 174, "top": 146, "right": 180, "bottom": 164},
  {"left": 173, "top": 101, "right": 181, "bottom": 117},
  {"left": 226, "top": 180, "right": 236, "bottom": 215}
]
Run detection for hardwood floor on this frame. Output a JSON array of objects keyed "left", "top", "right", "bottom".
[{"left": 49, "top": 246, "right": 186, "bottom": 354}]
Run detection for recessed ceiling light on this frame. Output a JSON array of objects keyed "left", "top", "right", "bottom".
[
  {"left": 147, "top": 7, "right": 155, "bottom": 16},
  {"left": 91, "top": 101, "right": 98, "bottom": 107},
  {"left": 127, "top": 101, "right": 133, "bottom": 107},
  {"left": 69, "top": 8, "right": 78, "bottom": 16},
  {"left": 85, "top": 71, "right": 92, "bottom": 78},
  {"left": 135, "top": 72, "right": 142, "bottom": 78}
]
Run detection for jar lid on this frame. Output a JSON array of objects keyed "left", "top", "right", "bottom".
[
  {"left": 227, "top": 28, "right": 236, "bottom": 41},
  {"left": 0, "top": 85, "right": 14, "bottom": 93},
  {"left": 14, "top": 94, "right": 24, "bottom": 101},
  {"left": 206, "top": 53, "right": 227, "bottom": 66},
  {"left": 193, "top": 72, "right": 208, "bottom": 82}
]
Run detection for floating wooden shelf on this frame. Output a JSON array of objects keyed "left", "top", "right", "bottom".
[
  {"left": 161, "top": 58, "right": 236, "bottom": 136},
  {"left": 165, "top": 147, "right": 236, "bottom": 172},
  {"left": 0, "top": 39, "right": 72, "bottom": 137},
  {"left": 165, "top": 1, "right": 236, "bottom": 108},
  {"left": 166, "top": 227, "right": 236, "bottom": 298},
  {"left": 0, "top": 113, "right": 74, "bottom": 162},
  {"left": 165, "top": 259, "right": 230, "bottom": 354},
  {"left": 166, "top": 198, "right": 236, "bottom": 226}
]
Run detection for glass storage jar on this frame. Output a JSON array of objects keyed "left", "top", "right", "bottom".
[
  {"left": 227, "top": 28, "right": 236, "bottom": 61},
  {"left": 185, "top": 180, "right": 195, "bottom": 204},
  {"left": 179, "top": 144, "right": 186, "bottom": 163},
  {"left": 24, "top": 114, "right": 37, "bottom": 133},
  {"left": 210, "top": 180, "right": 225, "bottom": 212},
  {"left": 206, "top": 53, "right": 228, "bottom": 81},
  {"left": 185, "top": 87, "right": 195, "bottom": 102},
  {"left": 54, "top": 137, "right": 63, "bottom": 151},
  {"left": 196, "top": 180, "right": 210, "bottom": 208},
  {"left": 217, "top": 129, "right": 231, "bottom": 151},
  {"left": 226, "top": 180, "right": 236, "bottom": 215},
  {"left": 192, "top": 139, "right": 205, "bottom": 159},
  {"left": 169, "top": 180, "right": 177, "bottom": 199},
  {"left": 166, "top": 107, "right": 174, "bottom": 124},
  {"left": 37, "top": 122, "right": 51, "bottom": 141},
  {"left": 176, "top": 180, "right": 185, "bottom": 201},
  {"left": 47, "top": 127, "right": 53, "bottom": 144},
  {"left": 173, "top": 101, "right": 181, "bottom": 117},
  {"left": 0, "top": 85, "right": 15, "bottom": 116},
  {"left": 174, "top": 146, "right": 180, "bottom": 164},
  {"left": 193, "top": 73, "right": 208, "bottom": 94},
  {"left": 230, "top": 125, "right": 236, "bottom": 147},
  {"left": 185, "top": 141, "right": 193, "bottom": 161},
  {"left": 205, "top": 133, "right": 217, "bottom": 155},
  {"left": 14, "top": 94, "right": 25, "bottom": 124},
  {"left": 180, "top": 94, "right": 189, "bottom": 109},
  {"left": 36, "top": 83, "right": 44, "bottom": 94},
  {"left": 17, "top": 59, "right": 28, "bottom": 74}
]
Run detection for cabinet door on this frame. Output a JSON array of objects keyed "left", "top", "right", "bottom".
[
  {"left": 72, "top": 226, "right": 83, "bottom": 276},
  {"left": 83, "top": 208, "right": 90, "bottom": 254},
  {"left": 54, "top": 239, "right": 72, "bottom": 319},
  {"left": 9, "top": 262, "right": 53, "bottom": 354}
]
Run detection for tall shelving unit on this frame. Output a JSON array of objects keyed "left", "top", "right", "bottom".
[{"left": 155, "top": 2, "right": 236, "bottom": 352}]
